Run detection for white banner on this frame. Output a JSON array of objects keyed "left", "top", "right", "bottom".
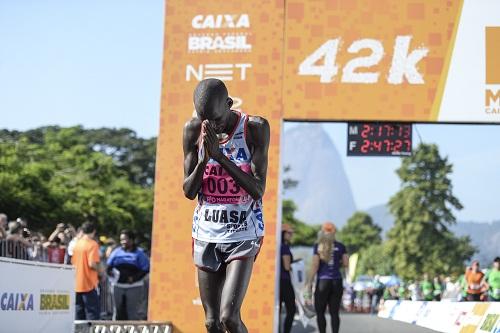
[
  {"left": 379, "top": 300, "right": 499, "bottom": 333},
  {"left": 0, "top": 257, "right": 75, "bottom": 333}
]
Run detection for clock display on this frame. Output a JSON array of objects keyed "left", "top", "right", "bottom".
[{"left": 347, "top": 122, "right": 412, "bottom": 157}]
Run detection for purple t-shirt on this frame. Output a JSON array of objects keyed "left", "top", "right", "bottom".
[
  {"left": 280, "top": 243, "right": 293, "bottom": 280},
  {"left": 313, "top": 241, "right": 346, "bottom": 280}
]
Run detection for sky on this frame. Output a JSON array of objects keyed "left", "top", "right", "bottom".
[
  {"left": 0, "top": 0, "right": 164, "bottom": 138},
  {"left": 1, "top": 1, "right": 499, "bottom": 222}
]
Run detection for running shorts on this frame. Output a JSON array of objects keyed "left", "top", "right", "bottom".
[{"left": 192, "top": 237, "right": 263, "bottom": 272}]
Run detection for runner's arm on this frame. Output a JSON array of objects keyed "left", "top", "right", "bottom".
[
  {"left": 306, "top": 254, "right": 320, "bottom": 291},
  {"left": 282, "top": 254, "right": 292, "bottom": 272},
  {"left": 183, "top": 119, "right": 208, "bottom": 200},
  {"left": 204, "top": 117, "right": 270, "bottom": 200}
]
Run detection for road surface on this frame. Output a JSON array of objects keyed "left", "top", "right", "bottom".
[{"left": 285, "top": 313, "right": 439, "bottom": 333}]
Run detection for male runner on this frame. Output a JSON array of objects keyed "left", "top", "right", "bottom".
[{"left": 183, "top": 78, "right": 270, "bottom": 333}]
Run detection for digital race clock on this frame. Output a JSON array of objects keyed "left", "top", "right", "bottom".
[{"left": 347, "top": 122, "right": 412, "bottom": 157}]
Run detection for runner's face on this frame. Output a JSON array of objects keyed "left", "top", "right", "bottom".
[{"left": 197, "top": 96, "right": 232, "bottom": 133}]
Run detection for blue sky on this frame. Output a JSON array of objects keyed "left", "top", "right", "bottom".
[
  {"left": 1, "top": 1, "right": 499, "bottom": 222},
  {"left": 0, "top": 0, "right": 164, "bottom": 138}
]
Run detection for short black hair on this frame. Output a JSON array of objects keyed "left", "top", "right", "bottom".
[
  {"left": 81, "top": 222, "right": 96, "bottom": 234},
  {"left": 494, "top": 257, "right": 500, "bottom": 264},
  {"left": 120, "top": 229, "right": 135, "bottom": 240},
  {"left": 193, "top": 79, "right": 228, "bottom": 113}
]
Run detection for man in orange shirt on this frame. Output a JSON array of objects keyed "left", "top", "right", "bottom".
[
  {"left": 71, "top": 222, "right": 101, "bottom": 320},
  {"left": 465, "top": 260, "right": 486, "bottom": 302}
]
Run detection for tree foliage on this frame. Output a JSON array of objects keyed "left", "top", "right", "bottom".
[
  {"left": 356, "top": 243, "right": 394, "bottom": 277},
  {"left": 337, "top": 211, "right": 382, "bottom": 254},
  {"left": 282, "top": 200, "right": 319, "bottom": 246},
  {"left": 387, "top": 143, "right": 475, "bottom": 280},
  {"left": 0, "top": 126, "right": 154, "bottom": 236}
]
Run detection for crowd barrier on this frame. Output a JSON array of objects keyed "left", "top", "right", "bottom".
[
  {"left": 378, "top": 300, "right": 500, "bottom": 332},
  {"left": 0, "top": 256, "right": 76, "bottom": 333}
]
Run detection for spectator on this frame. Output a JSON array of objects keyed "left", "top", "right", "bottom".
[
  {"left": 29, "top": 234, "right": 47, "bottom": 262},
  {"left": 72, "top": 222, "right": 102, "bottom": 320},
  {"left": 421, "top": 273, "right": 434, "bottom": 301},
  {"left": 1, "top": 221, "right": 30, "bottom": 260},
  {"left": 106, "top": 229, "right": 150, "bottom": 320},
  {"left": 67, "top": 227, "right": 83, "bottom": 264},
  {"left": 49, "top": 223, "right": 69, "bottom": 245},
  {"left": 46, "top": 236, "right": 66, "bottom": 264},
  {"left": 433, "top": 276, "right": 444, "bottom": 301},
  {"left": 104, "top": 238, "right": 118, "bottom": 260},
  {"left": 465, "top": 260, "right": 486, "bottom": 301},
  {"left": 485, "top": 257, "right": 500, "bottom": 302},
  {"left": 0, "top": 213, "right": 7, "bottom": 239},
  {"left": 369, "top": 275, "right": 384, "bottom": 314}
]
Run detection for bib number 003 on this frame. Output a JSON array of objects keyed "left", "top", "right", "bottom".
[{"left": 298, "top": 36, "right": 429, "bottom": 85}]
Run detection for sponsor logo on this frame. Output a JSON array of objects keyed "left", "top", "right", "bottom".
[
  {"left": 0, "top": 292, "right": 34, "bottom": 311},
  {"left": 192, "top": 14, "right": 250, "bottom": 30},
  {"left": 485, "top": 27, "right": 500, "bottom": 114},
  {"left": 40, "top": 293, "right": 70, "bottom": 311},
  {"left": 189, "top": 14, "right": 251, "bottom": 53},
  {"left": 186, "top": 63, "right": 252, "bottom": 81}
]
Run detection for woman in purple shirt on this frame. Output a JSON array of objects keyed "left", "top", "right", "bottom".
[
  {"left": 280, "top": 224, "right": 296, "bottom": 333},
  {"left": 306, "top": 222, "right": 349, "bottom": 333}
]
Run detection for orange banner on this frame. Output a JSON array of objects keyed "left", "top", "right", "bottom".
[
  {"left": 283, "top": 0, "right": 462, "bottom": 122},
  {"left": 149, "top": 1, "right": 284, "bottom": 332}
]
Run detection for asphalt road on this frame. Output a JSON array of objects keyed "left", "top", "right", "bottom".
[{"left": 285, "top": 313, "right": 439, "bottom": 333}]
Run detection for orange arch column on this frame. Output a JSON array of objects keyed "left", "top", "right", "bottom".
[{"left": 148, "top": 1, "right": 285, "bottom": 332}]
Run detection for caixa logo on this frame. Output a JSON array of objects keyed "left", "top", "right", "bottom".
[
  {"left": 191, "top": 14, "right": 250, "bottom": 29},
  {"left": 0, "top": 292, "right": 34, "bottom": 311}
]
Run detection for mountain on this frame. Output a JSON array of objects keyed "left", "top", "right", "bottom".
[
  {"left": 366, "top": 204, "right": 500, "bottom": 265},
  {"left": 283, "top": 124, "right": 356, "bottom": 226}
]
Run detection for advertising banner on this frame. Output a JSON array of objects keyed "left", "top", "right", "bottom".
[
  {"left": 149, "top": 1, "right": 284, "bottom": 332},
  {"left": 151, "top": 0, "right": 500, "bottom": 331},
  {"left": 283, "top": 0, "right": 500, "bottom": 123},
  {"left": 0, "top": 257, "right": 75, "bottom": 333}
]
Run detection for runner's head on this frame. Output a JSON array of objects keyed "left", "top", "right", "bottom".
[
  {"left": 494, "top": 257, "right": 500, "bottom": 270},
  {"left": 471, "top": 260, "right": 480, "bottom": 272},
  {"left": 194, "top": 79, "right": 233, "bottom": 134},
  {"left": 321, "top": 221, "right": 336, "bottom": 234},
  {"left": 317, "top": 222, "right": 337, "bottom": 263},
  {"left": 281, "top": 223, "right": 294, "bottom": 243}
]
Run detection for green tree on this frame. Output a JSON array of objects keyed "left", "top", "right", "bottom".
[
  {"left": 387, "top": 143, "right": 475, "bottom": 280},
  {"left": 337, "top": 211, "right": 382, "bottom": 254},
  {"left": 0, "top": 126, "right": 153, "bottom": 236},
  {"left": 282, "top": 200, "right": 319, "bottom": 246},
  {"left": 356, "top": 243, "right": 394, "bottom": 276}
]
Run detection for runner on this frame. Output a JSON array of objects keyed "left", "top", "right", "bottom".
[
  {"left": 465, "top": 260, "right": 485, "bottom": 301},
  {"left": 183, "top": 78, "right": 270, "bottom": 333},
  {"left": 279, "top": 223, "right": 296, "bottom": 333},
  {"left": 485, "top": 257, "right": 500, "bottom": 302},
  {"left": 305, "top": 222, "right": 348, "bottom": 333}
]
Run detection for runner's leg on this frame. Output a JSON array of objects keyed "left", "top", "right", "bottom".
[
  {"left": 198, "top": 267, "right": 226, "bottom": 333},
  {"left": 314, "top": 279, "right": 331, "bottom": 333},
  {"left": 328, "top": 279, "right": 343, "bottom": 333},
  {"left": 220, "top": 258, "right": 254, "bottom": 333},
  {"left": 281, "top": 279, "right": 296, "bottom": 333}
]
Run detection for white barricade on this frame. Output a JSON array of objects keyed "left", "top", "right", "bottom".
[
  {"left": 0, "top": 257, "right": 76, "bottom": 333},
  {"left": 378, "top": 300, "right": 500, "bottom": 333}
]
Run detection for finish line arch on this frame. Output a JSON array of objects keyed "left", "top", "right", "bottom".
[{"left": 149, "top": 1, "right": 500, "bottom": 331}]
